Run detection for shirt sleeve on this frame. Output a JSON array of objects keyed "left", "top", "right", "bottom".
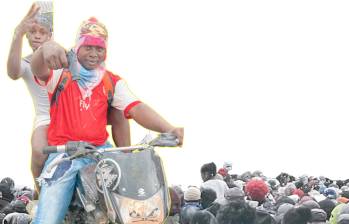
[
  {"left": 19, "top": 60, "right": 29, "bottom": 79},
  {"left": 46, "top": 69, "right": 64, "bottom": 93},
  {"left": 111, "top": 79, "right": 141, "bottom": 118}
]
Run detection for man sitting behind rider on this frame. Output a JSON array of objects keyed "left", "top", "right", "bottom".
[
  {"left": 6, "top": 3, "right": 130, "bottom": 199},
  {"left": 30, "top": 17, "right": 183, "bottom": 223}
]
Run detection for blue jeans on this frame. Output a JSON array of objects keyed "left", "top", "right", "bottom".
[{"left": 32, "top": 143, "right": 112, "bottom": 224}]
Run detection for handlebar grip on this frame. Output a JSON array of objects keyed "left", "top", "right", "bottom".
[
  {"left": 42, "top": 145, "right": 66, "bottom": 154},
  {"left": 42, "top": 146, "right": 58, "bottom": 154}
]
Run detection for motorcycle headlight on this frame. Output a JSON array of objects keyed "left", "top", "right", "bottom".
[{"left": 118, "top": 190, "right": 166, "bottom": 223}]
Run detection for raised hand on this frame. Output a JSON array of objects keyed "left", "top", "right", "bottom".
[
  {"left": 15, "top": 3, "right": 40, "bottom": 37},
  {"left": 41, "top": 40, "right": 69, "bottom": 70}
]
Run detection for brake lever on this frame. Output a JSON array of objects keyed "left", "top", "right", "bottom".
[
  {"left": 66, "top": 141, "right": 96, "bottom": 155},
  {"left": 149, "top": 133, "right": 179, "bottom": 147}
]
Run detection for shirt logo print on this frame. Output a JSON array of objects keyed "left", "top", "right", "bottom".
[{"left": 79, "top": 97, "right": 91, "bottom": 111}]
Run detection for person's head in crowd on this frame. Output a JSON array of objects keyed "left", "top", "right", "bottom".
[
  {"left": 239, "top": 171, "right": 252, "bottom": 182},
  {"left": 10, "top": 200, "right": 27, "bottom": 214},
  {"left": 276, "top": 172, "right": 295, "bottom": 187},
  {"left": 284, "top": 183, "right": 297, "bottom": 196},
  {"left": 172, "top": 185, "right": 185, "bottom": 206},
  {"left": 233, "top": 180, "right": 245, "bottom": 191},
  {"left": 224, "top": 175, "right": 237, "bottom": 188},
  {"left": 254, "top": 209, "right": 276, "bottom": 224},
  {"left": 223, "top": 161, "right": 232, "bottom": 171},
  {"left": 1, "top": 203, "right": 15, "bottom": 216},
  {"left": 201, "top": 162, "right": 217, "bottom": 182},
  {"left": 245, "top": 179, "right": 269, "bottom": 204},
  {"left": 313, "top": 182, "right": 321, "bottom": 192},
  {"left": 230, "top": 174, "right": 238, "bottom": 180},
  {"left": 341, "top": 188, "right": 349, "bottom": 199},
  {"left": 184, "top": 186, "right": 201, "bottom": 204},
  {"left": 319, "top": 184, "right": 327, "bottom": 194},
  {"left": 344, "top": 179, "right": 349, "bottom": 186},
  {"left": 2, "top": 212, "right": 32, "bottom": 224},
  {"left": 0, "top": 178, "right": 14, "bottom": 192},
  {"left": 267, "top": 178, "right": 280, "bottom": 191},
  {"left": 311, "top": 192, "right": 327, "bottom": 203},
  {"left": 318, "top": 176, "right": 326, "bottom": 184},
  {"left": 217, "top": 168, "right": 228, "bottom": 178},
  {"left": 329, "top": 183, "right": 339, "bottom": 189},
  {"left": 336, "top": 180, "right": 345, "bottom": 189},
  {"left": 301, "top": 184, "right": 312, "bottom": 194},
  {"left": 324, "top": 187, "right": 338, "bottom": 200},
  {"left": 299, "top": 195, "right": 315, "bottom": 204},
  {"left": 318, "top": 198, "right": 336, "bottom": 221},
  {"left": 200, "top": 188, "right": 217, "bottom": 209},
  {"left": 225, "top": 181, "right": 237, "bottom": 189},
  {"left": 190, "top": 210, "right": 218, "bottom": 224},
  {"left": 341, "top": 186, "right": 349, "bottom": 191},
  {"left": 292, "top": 188, "right": 305, "bottom": 199},
  {"left": 215, "top": 200, "right": 256, "bottom": 224},
  {"left": 323, "top": 177, "right": 333, "bottom": 187},
  {"left": 300, "top": 199, "right": 321, "bottom": 210},
  {"left": 275, "top": 203, "right": 294, "bottom": 224},
  {"left": 282, "top": 206, "right": 312, "bottom": 224},
  {"left": 308, "top": 177, "right": 318, "bottom": 189},
  {"left": 309, "top": 208, "right": 327, "bottom": 224},
  {"left": 224, "top": 187, "right": 245, "bottom": 202},
  {"left": 169, "top": 187, "right": 182, "bottom": 216},
  {"left": 275, "top": 196, "right": 296, "bottom": 210},
  {"left": 252, "top": 170, "right": 263, "bottom": 178},
  {"left": 0, "top": 183, "right": 14, "bottom": 203},
  {"left": 17, "top": 189, "right": 34, "bottom": 201},
  {"left": 294, "top": 180, "right": 304, "bottom": 189},
  {"left": 338, "top": 197, "right": 349, "bottom": 204},
  {"left": 287, "top": 194, "right": 299, "bottom": 204},
  {"left": 16, "top": 195, "right": 30, "bottom": 206}
]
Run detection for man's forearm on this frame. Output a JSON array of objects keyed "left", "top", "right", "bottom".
[
  {"left": 7, "top": 33, "right": 24, "bottom": 80},
  {"left": 128, "top": 103, "right": 174, "bottom": 133},
  {"left": 31, "top": 46, "right": 50, "bottom": 82}
]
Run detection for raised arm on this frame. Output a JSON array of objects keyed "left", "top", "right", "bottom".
[
  {"left": 31, "top": 40, "right": 68, "bottom": 82},
  {"left": 128, "top": 103, "right": 184, "bottom": 145},
  {"left": 7, "top": 4, "right": 39, "bottom": 80}
]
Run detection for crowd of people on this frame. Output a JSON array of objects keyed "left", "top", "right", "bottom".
[
  {"left": 1, "top": 161, "right": 349, "bottom": 223},
  {"left": 0, "top": 177, "right": 35, "bottom": 223},
  {"left": 165, "top": 162, "right": 349, "bottom": 224}
]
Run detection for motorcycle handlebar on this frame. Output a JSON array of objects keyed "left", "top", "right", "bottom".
[
  {"left": 42, "top": 141, "right": 97, "bottom": 154},
  {"left": 42, "top": 145, "right": 66, "bottom": 154},
  {"left": 42, "top": 133, "right": 179, "bottom": 155}
]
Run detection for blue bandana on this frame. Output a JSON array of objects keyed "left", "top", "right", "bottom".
[{"left": 67, "top": 49, "right": 103, "bottom": 91}]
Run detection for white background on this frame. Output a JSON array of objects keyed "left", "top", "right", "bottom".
[{"left": 0, "top": 0, "right": 349, "bottom": 188}]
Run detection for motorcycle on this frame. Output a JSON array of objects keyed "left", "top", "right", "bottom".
[{"left": 42, "top": 133, "right": 179, "bottom": 224}]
